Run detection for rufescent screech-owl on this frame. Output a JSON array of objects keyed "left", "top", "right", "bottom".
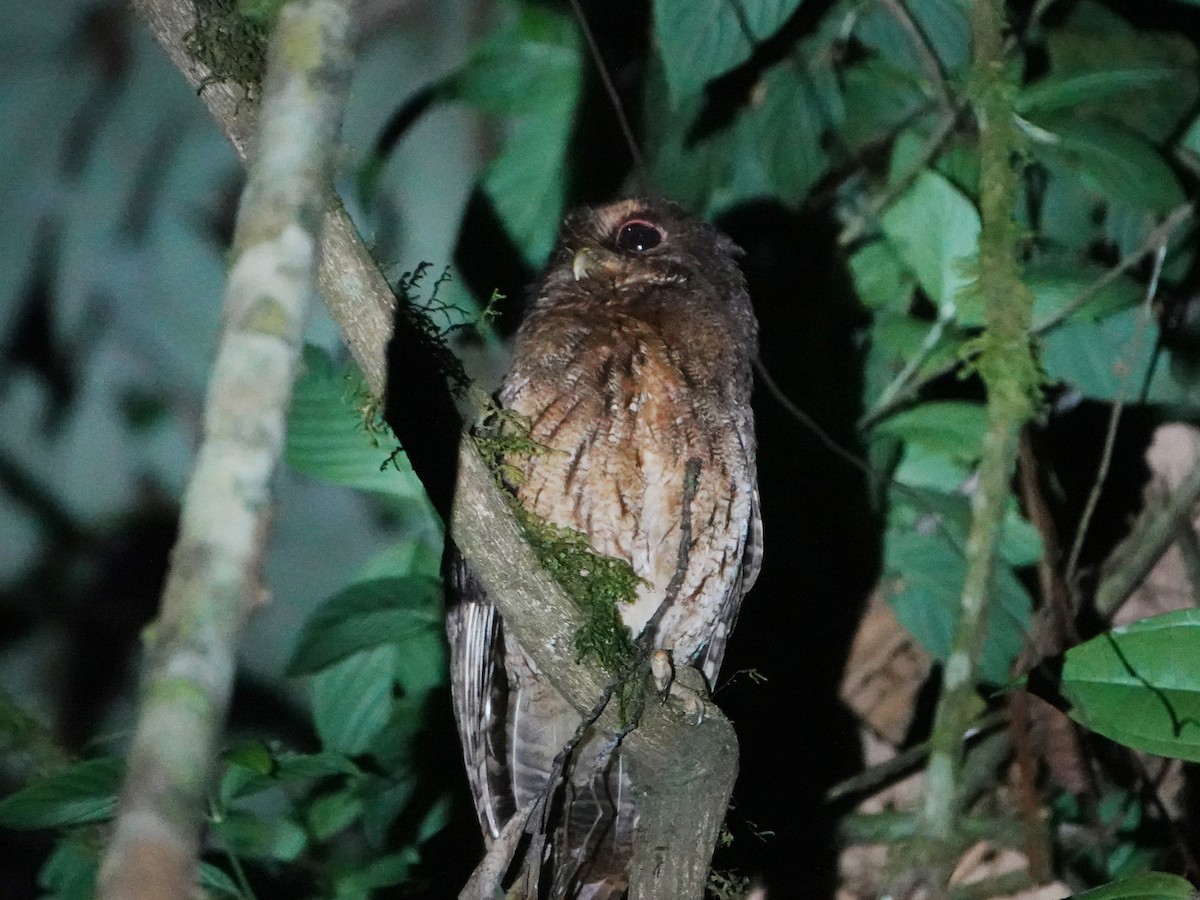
[{"left": 447, "top": 197, "right": 762, "bottom": 898}]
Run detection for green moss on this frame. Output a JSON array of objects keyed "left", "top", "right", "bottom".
[
  {"left": 187, "top": 0, "right": 275, "bottom": 95},
  {"left": 473, "top": 412, "right": 645, "bottom": 680}
]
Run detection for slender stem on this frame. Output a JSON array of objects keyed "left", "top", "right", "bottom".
[
  {"left": 919, "top": 0, "right": 1038, "bottom": 846},
  {"left": 97, "top": 3, "right": 356, "bottom": 897},
  {"left": 1064, "top": 245, "right": 1167, "bottom": 584}
]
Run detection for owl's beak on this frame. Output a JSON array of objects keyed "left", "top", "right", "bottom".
[{"left": 572, "top": 247, "right": 622, "bottom": 282}]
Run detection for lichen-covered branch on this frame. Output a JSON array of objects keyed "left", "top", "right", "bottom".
[
  {"left": 917, "top": 0, "right": 1039, "bottom": 851},
  {"left": 97, "top": 3, "right": 355, "bottom": 897}
]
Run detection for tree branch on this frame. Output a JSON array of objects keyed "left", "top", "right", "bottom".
[
  {"left": 132, "top": 2, "right": 738, "bottom": 896},
  {"left": 98, "top": 2, "right": 356, "bottom": 897},
  {"left": 916, "top": 0, "right": 1039, "bottom": 862}
]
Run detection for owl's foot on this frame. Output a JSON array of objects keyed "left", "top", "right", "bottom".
[{"left": 648, "top": 650, "right": 708, "bottom": 725}]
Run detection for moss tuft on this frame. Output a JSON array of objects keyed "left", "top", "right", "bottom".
[
  {"left": 187, "top": 0, "right": 275, "bottom": 95},
  {"left": 473, "top": 411, "right": 645, "bottom": 680}
]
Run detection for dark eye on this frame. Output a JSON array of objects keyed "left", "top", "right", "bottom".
[{"left": 615, "top": 219, "right": 663, "bottom": 253}]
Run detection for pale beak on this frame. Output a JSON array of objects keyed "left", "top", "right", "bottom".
[
  {"left": 572, "top": 246, "right": 622, "bottom": 282},
  {"left": 572, "top": 247, "right": 596, "bottom": 281}
]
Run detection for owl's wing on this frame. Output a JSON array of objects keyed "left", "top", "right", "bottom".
[
  {"left": 445, "top": 551, "right": 514, "bottom": 840},
  {"left": 698, "top": 483, "right": 763, "bottom": 685}
]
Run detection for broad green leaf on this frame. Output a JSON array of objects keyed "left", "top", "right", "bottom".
[
  {"left": 213, "top": 809, "right": 308, "bottom": 862},
  {"left": 273, "top": 751, "right": 362, "bottom": 781},
  {"left": 853, "top": 0, "right": 969, "bottom": 77},
  {"left": 872, "top": 401, "right": 985, "bottom": 461},
  {"left": 37, "top": 838, "right": 98, "bottom": 900},
  {"left": 849, "top": 240, "right": 914, "bottom": 312},
  {"left": 1072, "top": 872, "right": 1195, "bottom": 899},
  {"left": 839, "top": 61, "right": 927, "bottom": 153},
  {"left": 1024, "top": 118, "right": 1183, "bottom": 213},
  {"left": 1018, "top": 67, "right": 1183, "bottom": 116},
  {"left": 1028, "top": 260, "right": 1142, "bottom": 328},
  {"left": 287, "top": 576, "right": 442, "bottom": 676},
  {"left": 725, "top": 62, "right": 829, "bottom": 205},
  {"left": 1062, "top": 609, "right": 1200, "bottom": 761},
  {"left": 653, "top": 0, "right": 802, "bottom": 102},
  {"left": 879, "top": 168, "right": 980, "bottom": 318},
  {"left": 335, "top": 847, "right": 421, "bottom": 895},
  {"left": 305, "top": 789, "right": 364, "bottom": 841},
  {"left": 0, "top": 757, "right": 120, "bottom": 829},
  {"left": 287, "top": 346, "right": 427, "bottom": 501},
  {"left": 1041, "top": 307, "right": 1200, "bottom": 408},
  {"left": 883, "top": 488, "right": 1033, "bottom": 683},
  {"left": 883, "top": 523, "right": 1031, "bottom": 684},
  {"left": 197, "top": 863, "right": 242, "bottom": 897},
  {"left": 310, "top": 645, "right": 400, "bottom": 755},
  {"left": 1043, "top": 23, "right": 1197, "bottom": 142},
  {"left": 460, "top": 3, "right": 581, "bottom": 266}
]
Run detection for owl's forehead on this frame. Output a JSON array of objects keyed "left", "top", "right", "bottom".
[{"left": 591, "top": 198, "right": 652, "bottom": 234}]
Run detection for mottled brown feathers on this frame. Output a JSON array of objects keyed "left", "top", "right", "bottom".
[{"left": 447, "top": 197, "right": 761, "bottom": 898}]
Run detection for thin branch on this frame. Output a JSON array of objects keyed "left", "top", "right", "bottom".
[
  {"left": 876, "top": 0, "right": 953, "bottom": 114},
  {"left": 917, "top": 0, "right": 1039, "bottom": 853},
  {"left": 1094, "top": 458, "right": 1200, "bottom": 619},
  {"left": 97, "top": 3, "right": 356, "bottom": 897},
  {"left": 1064, "top": 244, "right": 1168, "bottom": 585}
]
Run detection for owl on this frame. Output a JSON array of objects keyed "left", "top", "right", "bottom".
[{"left": 448, "top": 197, "right": 761, "bottom": 898}]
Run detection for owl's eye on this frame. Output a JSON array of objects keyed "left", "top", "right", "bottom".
[{"left": 614, "top": 219, "right": 663, "bottom": 253}]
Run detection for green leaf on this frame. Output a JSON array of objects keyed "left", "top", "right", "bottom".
[
  {"left": 37, "top": 838, "right": 98, "bottom": 900},
  {"left": 1028, "top": 259, "right": 1143, "bottom": 327},
  {"left": 334, "top": 847, "right": 421, "bottom": 895},
  {"left": 854, "top": 0, "right": 970, "bottom": 76},
  {"left": 1042, "top": 22, "right": 1197, "bottom": 142},
  {"left": 0, "top": 757, "right": 121, "bottom": 829},
  {"left": 213, "top": 809, "right": 308, "bottom": 861},
  {"left": 310, "top": 645, "right": 400, "bottom": 755},
  {"left": 872, "top": 401, "right": 985, "bottom": 461},
  {"left": 839, "top": 61, "right": 928, "bottom": 153},
  {"left": 197, "top": 863, "right": 243, "bottom": 898},
  {"left": 1072, "top": 872, "right": 1196, "bottom": 900},
  {"left": 460, "top": 3, "right": 582, "bottom": 266},
  {"left": 1024, "top": 118, "right": 1183, "bottom": 213},
  {"left": 1041, "top": 306, "right": 1200, "bottom": 408},
  {"left": 1062, "top": 609, "right": 1200, "bottom": 761},
  {"left": 273, "top": 751, "right": 362, "bottom": 781},
  {"left": 305, "top": 789, "right": 364, "bottom": 841},
  {"left": 287, "top": 576, "right": 442, "bottom": 676},
  {"left": 286, "top": 346, "right": 428, "bottom": 501},
  {"left": 883, "top": 491, "right": 1031, "bottom": 684},
  {"left": 849, "top": 241, "right": 914, "bottom": 312},
  {"left": 653, "top": 0, "right": 802, "bottom": 102},
  {"left": 725, "top": 62, "right": 830, "bottom": 206},
  {"left": 1018, "top": 67, "right": 1183, "bottom": 116},
  {"left": 879, "top": 167, "right": 980, "bottom": 318}
]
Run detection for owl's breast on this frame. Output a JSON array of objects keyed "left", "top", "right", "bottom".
[{"left": 499, "top": 317, "right": 754, "bottom": 663}]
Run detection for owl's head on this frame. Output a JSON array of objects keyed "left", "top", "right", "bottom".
[{"left": 537, "top": 197, "right": 754, "bottom": 340}]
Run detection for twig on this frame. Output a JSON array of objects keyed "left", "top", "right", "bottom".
[
  {"left": 876, "top": 0, "right": 953, "bottom": 114},
  {"left": 458, "top": 807, "right": 532, "bottom": 900},
  {"left": 1064, "top": 243, "right": 1167, "bottom": 585},
  {"left": 825, "top": 710, "right": 1007, "bottom": 805},
  {"left": 1094, "top": 459, "right": 1200, "bottom": 619},
  {"left": 97, "top": 3, "right": 356, "bottom": 897}
]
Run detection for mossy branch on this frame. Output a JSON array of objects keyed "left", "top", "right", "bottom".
[
  {"left": 133, "top": 2, "right": 738, "bottom": 896},
  {"left": 915, "top": 0, "right": 1039, "bottom": 862},
  {"left": 97, "top": 2, "right": 355, "bottom": 897}
]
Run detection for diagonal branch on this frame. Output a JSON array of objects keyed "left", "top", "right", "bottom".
[
  {"left": 98, "top": 2, "right": 356, "bottom": 897},
  {"left": 132, "top": 2, "right": 738, "bottom": 897}
]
